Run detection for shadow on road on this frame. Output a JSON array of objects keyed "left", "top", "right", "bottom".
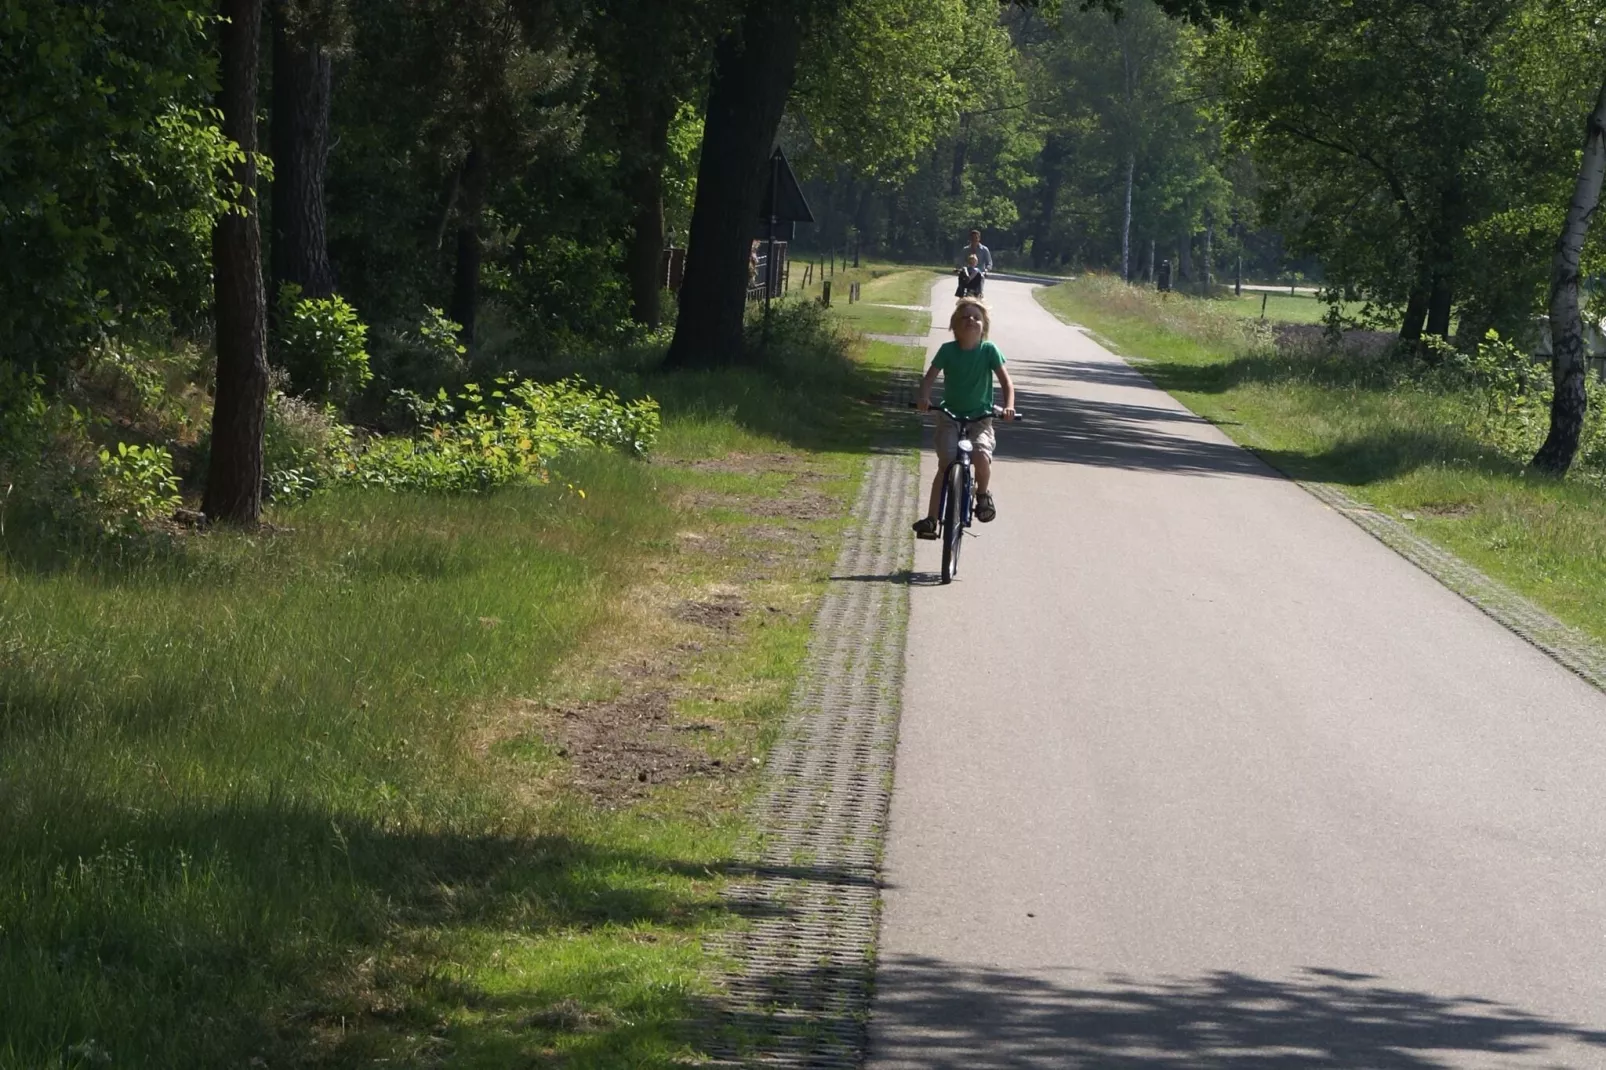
[
  {"left": 988, "top": 383, "right": 1279, "bottom": 478},
  {"left": 868, "top": 955, "right": 1606, "bottom": 1068}
]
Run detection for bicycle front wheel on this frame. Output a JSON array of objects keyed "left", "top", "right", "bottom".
[{"left": 940, "top": 463, "right": 965, "bottom": 583}]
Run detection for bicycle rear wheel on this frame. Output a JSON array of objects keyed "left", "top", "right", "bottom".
[{"left": 940, "top": 463, "right": 965, "bottom": 583}]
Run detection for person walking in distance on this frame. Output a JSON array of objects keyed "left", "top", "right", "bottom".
[
  {"left": 960, "top": 229, "right": 993, "bottom": 274},
  {"left": 912, "top": 297, "right": 1015, "bottom": 537}
]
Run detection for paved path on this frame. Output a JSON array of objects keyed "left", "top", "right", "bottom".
[{"left": 869, "top": 278, "right": 1606, "bottom": 1067}]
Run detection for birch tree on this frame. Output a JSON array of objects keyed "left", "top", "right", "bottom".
[{"left": 1532, "top": 77, "right": 1606, "bottom": 475}]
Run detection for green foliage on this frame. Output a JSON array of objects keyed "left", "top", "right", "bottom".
[
  {"left": 793, "top": 0, "right": 970, "bottom": 181},
  {"left": 1205, "top": 0, "right": 1606, "bottom": 337},
  {"left": 1425, "top": 331, "right": 1606, "bottom": 470},
  {"left": 369, "top": 306, "right": 471, "bottom": 401},
  {"left": 0, "top": 0, "right": 235, "bottom": 372},
  {"left": 95, "top": 442, "right": 182, "bottom": 532},
  {"left": 349, "top": 376, "right": 660, "bottom": 492},
  {"left": 263, "top": 391, "right": 355, "bottom": 502},
  {"left": 0, "top": 366, "right": 96, "bottom": 531},
  {"left": 273, "top": 283, "right": 373, "bottom": 404}
]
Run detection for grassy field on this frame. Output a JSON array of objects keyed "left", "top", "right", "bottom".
[
  {"left": 0, "top": 317, "right": 923, "bottom": 1068},
  {"left": 786, "top": 261, "right": 939, "bottom": 337},
  {"left": 1037, "top": 277, "right": 1606, "bottom": 644},
  {"left": 1224, "top": 289, "right": 1345, "bottom": 325}
]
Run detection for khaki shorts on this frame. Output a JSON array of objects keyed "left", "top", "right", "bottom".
[{"left": 936, "top": 413, "right": 995, "bottom": 467}]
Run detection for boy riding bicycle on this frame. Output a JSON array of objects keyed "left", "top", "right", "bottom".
[{"left": 913, "top": 296, "right": 1016, "bottom": 539}]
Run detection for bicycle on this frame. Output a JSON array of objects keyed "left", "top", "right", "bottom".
[{"left": 913, "top": 403, "right": 1024, "bottom": 584}]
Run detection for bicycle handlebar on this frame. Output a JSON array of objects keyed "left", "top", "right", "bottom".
[{"left": 908, "top": 403, "right": 1024, "bottom": 422}]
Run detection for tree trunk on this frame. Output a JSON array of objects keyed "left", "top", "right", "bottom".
[
  {"left": 624, "top": 88, "right": 674, "bottom": 329},
  {"left": 1179, "top": 232, "right": 1192, "bottom": 281},
  {"left": 1533, "top": 77, "right": 1606, "bottom": 475},
  {"left": 619, "top": 112, "right": 671, "bottom": 329},
  {"left": 269, "top": 2, "right": 334, "bottom": 304},
  {"left": 950, "top": 114, "right": 970, "bottom": 197},
  {"left": 449, "top": 144, "right": 489, "bottom": 349},
  {"left": 1120, "top": 152, "right": 1134, "bottom": 282},
  {"left": 1203, "top": 211, "right": 1214, "bottom": 291},
  {"left": 205, "top": 0, "right": 270, "bottom": 525},
  {"left": 1425, "top": 270, "right": 1453, "bottom": 338},
  {"left": 1399, "top": 287, "right": 1428, "bottom": 343},
  {"left": 663, "top": 0, "right": 808, "bottom": 369}
]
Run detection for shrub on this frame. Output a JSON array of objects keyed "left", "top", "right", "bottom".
[
  {"left": 263, "top": 391, "right": 354, "bottom": 503},
  {"left": 347, "top": 376, "right": 659, "bottom": 492},
  {"left": 0, "top": 365, "right": 97, "bottom": 533},
  {"left": 96, "top": 441, "right": 182, "bottom": 532},
  {"left": 275, "top": 284, "right": 373, "bottom": 404},
  {"left": 368, "top": 306, "right": 470, "bottom": 405}
]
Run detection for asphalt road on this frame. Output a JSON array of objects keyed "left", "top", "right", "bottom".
[{"left": 869, "top": 278, "right": 1606, "bottom": 1068}]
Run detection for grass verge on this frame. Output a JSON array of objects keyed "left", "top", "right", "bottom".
[
  {"left": 786, "top": 262, "right": 938, "bottom": 337},
  {"left": 1037, "top": 276, "right": 1606, "bottom": 644},
  {"left": 0, "top": 314, "right": 923, "bottom": 1068}
]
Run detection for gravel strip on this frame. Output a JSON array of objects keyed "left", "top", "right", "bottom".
[{"left": 701, "top": 390, "right": 918, "bottom": 1067}]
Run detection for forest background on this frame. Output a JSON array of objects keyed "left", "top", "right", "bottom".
[{"left": 6, "top": 0, "right": 1606, "bottom": 525}]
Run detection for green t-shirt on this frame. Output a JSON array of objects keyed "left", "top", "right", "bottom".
[{"left": 931, "top": 340, "right": 1005, "bottom": 419}]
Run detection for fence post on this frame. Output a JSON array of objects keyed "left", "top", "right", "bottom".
[{"left": 821, "top": 280, "right": 832, "bottom": 307}]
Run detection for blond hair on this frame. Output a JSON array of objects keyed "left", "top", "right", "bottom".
[{"left": 949, "top": 296, "right": 990, "bottom": 339}]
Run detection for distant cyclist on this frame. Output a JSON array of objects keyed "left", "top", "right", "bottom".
[
  {"left": 960, "top": 228, "right": 994, "bottom": 273},
  {"left": 956, "top": 253, "right": 984, "bottom": 298},
  {"left": 956, "top": 229, "right": 993, "bottom": 297}
]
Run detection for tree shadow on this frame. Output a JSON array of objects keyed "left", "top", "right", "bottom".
[
  {"left": 867, "top": 956, "right": 1606, "bottom": 1068},
  {"left": 984, "top": 354, "right": 1502, "bottom": 490},
  {"left": 1, "top": 793, "right": 760, "bottom": 1066},
  {"left": 981, "top": 388, "right": 1282, "bottom": 479}
]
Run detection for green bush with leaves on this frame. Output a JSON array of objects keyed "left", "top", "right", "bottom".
[
  {"left": 263, "top": 391, "right": 355, "bottom": 503},
  {"left": 274, "top": 284, "right": 373, "bottom": 404},
  {"left": 0, "top": 364, "right": 98, "bottom": 532},
  {"left": 347, "top": 376, "right": 659, "bottom": 492},
  {"left": 0, "top": 1, "right": 236, "bottom": 373},
  {"left": 96, "top": 442, "right": 182, "bottom": 532}
]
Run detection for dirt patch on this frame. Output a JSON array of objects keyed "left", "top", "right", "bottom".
[
  {"left": 677, "top": 451, "right": 809, "bottom": 476},
  {"left": 1418, "top": 502, "right": 1477, "bottom": 518},
  {"left": 674, "top": 593, "right": 746, "bottom": 630},
  {"left": 552, "top": 689, "right": 730, "bottom": 804},
  {"left": 681, "top": 489, "right": 841, "bottom": 523}
]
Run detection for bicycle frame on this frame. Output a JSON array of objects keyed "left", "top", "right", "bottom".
[
  {"left": 938, "top": 418, "right": 979, "bottom": 531},
  {"left": 912, "top": 403, "right": 1023, "bottom": 584}
]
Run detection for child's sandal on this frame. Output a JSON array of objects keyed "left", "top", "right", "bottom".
[
  {"left": 912, "top": 516, "right": 939, "bottom": 539},
  {"left": 975, "top": 491, "right": 996, "bottom": 523}
]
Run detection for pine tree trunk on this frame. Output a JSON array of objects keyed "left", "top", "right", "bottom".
[
  {"left": 663, "top": 0, "right": 808, "bottom": 369},
  {"left": 624, "top": 96, "right": 673, "bottom": 329},
  {"left": 1533, "top": 77, "right": 1606, "bottom": 475},
  {"left": 1179, "top": 232, "right": 1192, "bottom": 282},
  {"left": 269, "top": 3, "right": 334, "bottom": 303},
  {"left": 449, "top": 144, "right": 489, "bottom": 349},
  {"left": 1203, "top": 212, "right": 1214, "bottom": 291},
  {"left": 205, "top": 0, "right": 270, "bottom": 525},
  {"left": 1121, "top": 153, "right": 1134, "bottom": 283}
]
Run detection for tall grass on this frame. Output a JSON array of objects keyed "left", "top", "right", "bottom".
[
  {"left": 0, "top": 454, "right": 732, "bottom": 1067},
  {"left": 0, "top": 308, "right": 909, "bottom": 1067},
  {"left": 1038, "top": 276, "right": 1606, "bottom": 642}
]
